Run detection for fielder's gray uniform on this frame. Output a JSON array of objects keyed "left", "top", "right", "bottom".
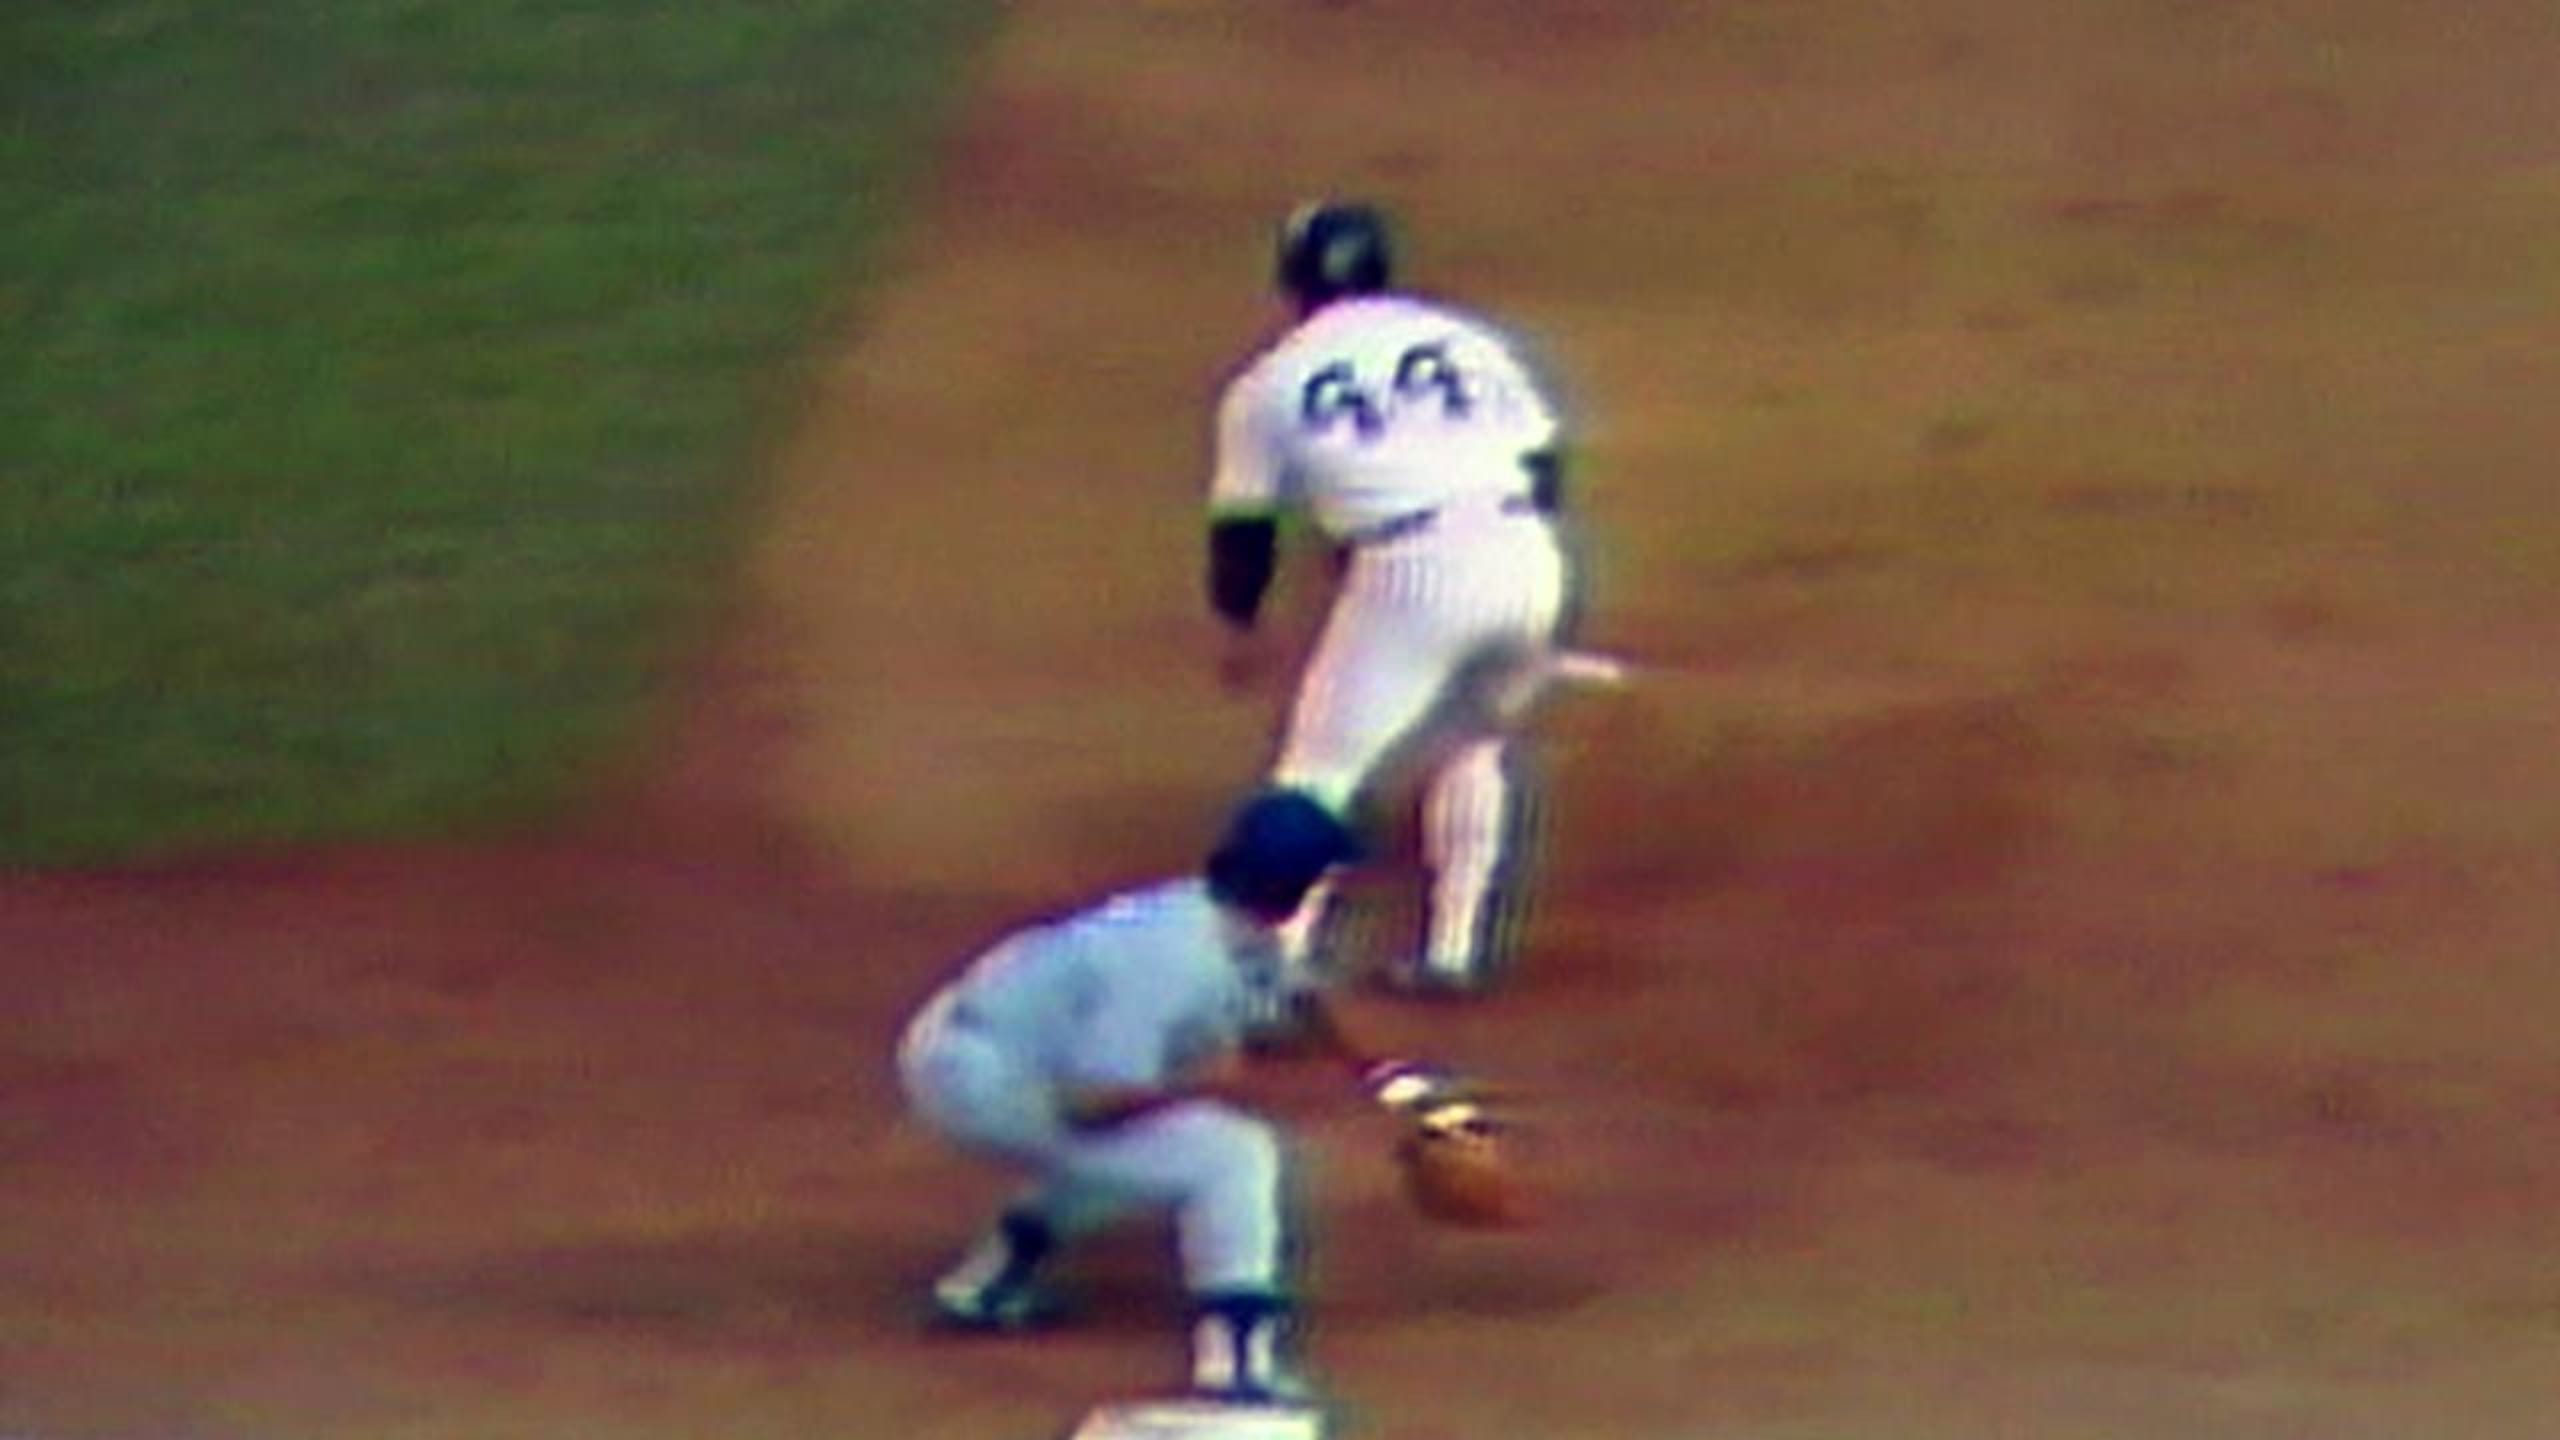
[{"left": 896, "top": 878, "right": 1299, "bottom": 1294}]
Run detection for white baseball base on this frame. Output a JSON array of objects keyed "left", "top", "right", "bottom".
[{"left": 1067, "top": 1397, "right": 1327, "bottom": 1440}]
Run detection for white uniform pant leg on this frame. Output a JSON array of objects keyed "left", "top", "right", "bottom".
[
  {"left": 1412, "top": 523, "right": 1566, "bottom": 975},
  {"left": 1270, "top": 549, "right": 1451, "bottom": 814},
  {"left": 899, "top": 1000, "right": 1129, "bottom": 1227},
  {"left": 1276, "top": 518, "right": 1568, "bottom": 802},
  {"left": 1054, "top": 1101, "right": 1287, "bottom": 1295},
  {"left": 1422, "top": 735, "right": 1510, "bottom": 971},
  {"left": 1275, "top": 517, "right": 1568, "bottom": 970},
  {"left": 1265, "top": 551, "right": 1451, "bottom": 968},
  {"left": 900, "top": 1013, "right": 1285, "bottom": 1293},
  {"left": 899, "top": 998, "right": 1057, "bottom": 1153}
]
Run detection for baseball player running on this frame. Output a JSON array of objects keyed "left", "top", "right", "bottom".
[
  {"left": 898, "top": 790, "right": 1430, "bottom": 1404},
  {"left": 1205, "top": 199, "right": 1582, "bottom": 997}
]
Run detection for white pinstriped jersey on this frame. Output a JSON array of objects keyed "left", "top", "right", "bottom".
[{"left": 1207, "top": 295, "right": 1563, "bottom": 541}]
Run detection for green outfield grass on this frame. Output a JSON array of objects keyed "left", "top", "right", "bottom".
[{"left": 0, "top": 0, "right": 994, "bottom": 866}]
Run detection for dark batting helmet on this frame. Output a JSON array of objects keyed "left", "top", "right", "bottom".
[
  {"left": 1204, "top": 788, "right": 1363, "bottom": 918},
  {"left": 1276, "top": 200, "right": 1395, "bottom": 309}
]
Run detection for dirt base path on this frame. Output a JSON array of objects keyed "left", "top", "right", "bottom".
[{"left": 10, "top": 4, "right": 2560, "bottom": 1438}]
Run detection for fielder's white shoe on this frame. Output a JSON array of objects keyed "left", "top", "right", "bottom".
[
  {"left": 1187, "top": 1291, "right": 1314, "bottom": 1405},
  {"left": 931, "top": 1210, "right": 1063, "bottom": 1332}
]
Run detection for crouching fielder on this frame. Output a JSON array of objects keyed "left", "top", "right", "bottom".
[{"left": 897, "top": 793, "right": 1369, "bottom": 1404}]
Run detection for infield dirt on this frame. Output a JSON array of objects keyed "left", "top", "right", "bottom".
[{"left": 8, "top": 3, "right": 2560, "bottom": 1438}]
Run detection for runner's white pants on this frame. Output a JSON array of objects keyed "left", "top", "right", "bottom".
[
  {"left": 1275, "top": 501, "right": 1567, "bottom": 804},
  {"left": 1272, "top": 500, "right": 1569, "bottom": 970}
]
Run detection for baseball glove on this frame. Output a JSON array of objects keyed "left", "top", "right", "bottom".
[{"left": 1393, "top": 1098, "right": 1533, "bottom": 1229}]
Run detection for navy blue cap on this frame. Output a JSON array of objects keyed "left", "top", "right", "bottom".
[{"left": 1203, "top": 789, "right": 1362, "bottom": 916}]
